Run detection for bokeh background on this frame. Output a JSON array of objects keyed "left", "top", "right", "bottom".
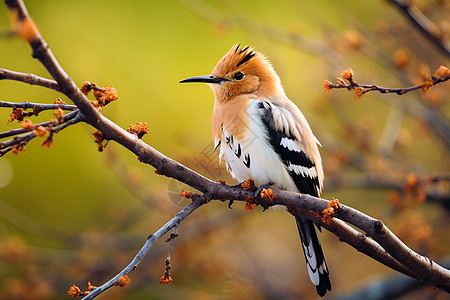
[{"left": 0, "top": 0, "right": 449, "bottom": 299}]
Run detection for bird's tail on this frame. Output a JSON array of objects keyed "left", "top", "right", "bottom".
[{"left": 295, "top": 216, "right": 331, "bottom": 297}]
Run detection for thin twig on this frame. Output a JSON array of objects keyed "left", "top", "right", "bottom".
[
  {"left": 0, "top": 130, "right": 36, "bottom": 156},
  {"left": 0, "top": 100, "right": 77, "bottom": 112},
  {"left": 52, "top": 111, "right": 82, "bottom": 133},
  {"left": 325, "top": 74, "right": 450, "bottom": 96},
  {"left": 0, "top": 109, "right": 79, "bottom": 139},
  {"left": 0, "top": 110, "right": 82, "bottom": 154},
  {"left": 82, "top": 197, "right": 206, "bottom": 300},
  {"left": 0, "top": 68, "right": 61, "bottom": 91}
]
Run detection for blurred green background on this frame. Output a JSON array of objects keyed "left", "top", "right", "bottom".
[{"left": 0, "top": 0, "right": 449, "bottom": 299}]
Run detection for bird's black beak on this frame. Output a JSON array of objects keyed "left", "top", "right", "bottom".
[{"left": 179, "top": 75, "right": 227, "bottom": 84}]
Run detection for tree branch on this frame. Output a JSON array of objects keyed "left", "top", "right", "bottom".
[
  {"left": 0, "top": 68, "right": 60, "bottom": 91},
  {"left": 81, "top": 196, "right": 207, "bottom": 300},
  {"left": 324, "top": 67, "right": 450, "bottom": 98},
  {"left": 0, "top": 108, "right": 79, "bottom": 139},
  {"left": 0, "top": 110, "right": 82, "bottom": 156},
  {"left": 0, "top": 100, "right": 77, "bottom": 112},
  {"left": 3, "top": 0, "right": 450, "bottom": 298},
  {"left": 389, "top": 0, "right": 450, "bottom": 58},
  {"left": 291, "top": 208, "right": 418, "bottom": 280}
]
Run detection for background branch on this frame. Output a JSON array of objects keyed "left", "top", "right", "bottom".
[
  {"left": 325, "top": 67, "right": 449, "bottom": 97},
  {"left": 389, "top": 0, "right": 450, "bottom": 57}
]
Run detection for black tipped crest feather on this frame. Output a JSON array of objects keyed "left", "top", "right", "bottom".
[{"left": 237, "top": 49, "right": 256, "bottom": 67}]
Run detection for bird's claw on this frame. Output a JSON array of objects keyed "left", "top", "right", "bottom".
[
  {"left": 228, "top": 199, "right": 234, "bottom": 209},
  {"left": 254, "top": 182, "right": 274, "bottom": 200}
]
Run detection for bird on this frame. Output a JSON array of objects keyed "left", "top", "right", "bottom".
[{"left": 180, "top": 44, "right": 331, "bottom": 296}]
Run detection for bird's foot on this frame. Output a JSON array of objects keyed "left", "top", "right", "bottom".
[
  {"left": 254, "top": 181, "right": 274, "bottom": 201},
  {"left": 253, "top": 182, "right": 275, "bottom": 211},
  {"left": 228, "top": 199, "right": 234, "bottom": 209}
]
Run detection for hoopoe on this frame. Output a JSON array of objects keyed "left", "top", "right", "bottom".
[{"left": 180, "top": 44, "right": 331, "bottom": 296}]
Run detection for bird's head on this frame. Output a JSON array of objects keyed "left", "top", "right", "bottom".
[{"left": 180, "top": 44, "right": 285, "bottom": 102}]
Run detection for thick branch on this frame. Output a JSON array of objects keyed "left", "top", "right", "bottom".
[{"left": 292, "top": 208, "right": 418, "bottom": 279}]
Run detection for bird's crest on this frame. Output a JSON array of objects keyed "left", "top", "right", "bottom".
[
  {"left": 235, "top": 45, "right": 256, "bottom": 67},
  {"left": 212, "top": 44, "right": 269, "bottom": 77}
]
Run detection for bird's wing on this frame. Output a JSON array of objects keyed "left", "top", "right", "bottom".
[
  {"left": 256, "top": 100, "right": 321, "bottom": 196},
  {"left": 256, "top": 100, "right": 331, "bottom": 296}
]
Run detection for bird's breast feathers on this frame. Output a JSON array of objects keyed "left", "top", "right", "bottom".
[{"left": 213, "top": 99, "right": 323, "bottom": 196}]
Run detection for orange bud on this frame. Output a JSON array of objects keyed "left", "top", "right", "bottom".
[
  {"left": 116, "top": 275, "right": 131, "bottom": 287},
  {"left": 336, "top": 78, "right": 346, "bottom": 85},
  {"left": 340, "top": 67, "right": 354, "bottom": 80},
  {"left": 323, "top": 80, "right": 332, "bottom": 93},
  {"left": 321, "top": 198, "right": 340, "bottom": 224},
  {"left": 80, "top": 81, "right": 93, "bottom": 95},
  {"left": 241, "top": 178, "right": 256, "bottom": 191},
  {"left": 404, "top": 172, "right": 418, "bottom": 193},
  {"left": 394, "top": 48, "right": 410, "bottom": 69},
  {"left": 160, "top": 274, "right": 173, "bottom": 285},
  {"left": 94, "top": 86, "right": 118, "bottom": 106},
  {"left": 54, "top": 107, "right": 64, "bottom": 123},
  {"left": 343, "top": 29, "right": 363, "bottom": 50},
  {"left": 180, "top": 190, "right": 192, "bottom": 198},
  {"left": 421, "top": 79, "right": 434, "bottom": 93},
  {"left": 433, "top": 65, "right": 449, "bottom": 77},
  {"left": 354, "top": 86, "right": 366, "bottom": 100},
  {"left": 103, "top": 86, "right": 118, "bottom": 103},
  {"left": 11, "top": 12, "right": 40, "bottom": 42},
  {"left": 67, "top": 285, "right": 81, "bottom": 297},
  {"left": 92, "top": 130, "right": 108, "bottom": 152},
  {"left": 8, "top": 108, "right": 24, "bottom": 124},
  {"left": 34, "top": 126, "right": 48, "bottom": 137},
  {"left": 127, "top": 122, "right": 149, "bottom": 139},
  {"left": 21, "top": 119, "right": 35, "bottom": 131},
  {"left": 54, "top": 98, "right": 65, "bottom": 105},
  {"left": 260, "top": 188, "right": 276, "bottom": 202},
  {"left": 244, "top": 196, "right": 255, "bottom": 212},
  {"left": 42, "top": 137, "right": 53, "bottom": 148},
  {"left": 11, "top": 144, "right": 26, "bottom": 156}
]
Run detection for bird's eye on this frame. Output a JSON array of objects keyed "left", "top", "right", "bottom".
[{"left": 233, "top": 72, "right": 245, "bottom": 81}]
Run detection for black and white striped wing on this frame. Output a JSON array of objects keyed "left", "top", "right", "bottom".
[
  {"left": 257, "top": 101, "right": 320, "bottom": 196},
  {"left": 257, "top": 101, "right": 331, "bottom": 296}
]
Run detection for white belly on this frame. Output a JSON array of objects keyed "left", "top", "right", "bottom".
[{"left": 218, "top": 101, "right": 298, "bottom": 192}]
